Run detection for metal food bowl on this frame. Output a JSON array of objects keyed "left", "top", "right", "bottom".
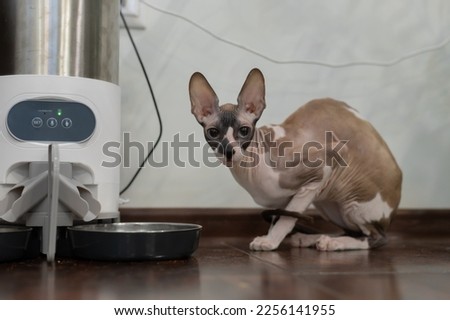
[
  {"left": 68, "top": 222, "right": 202, "bottom": 261},
  {"left": 0, "top": 226, "right": 32, "bottom": 262}
]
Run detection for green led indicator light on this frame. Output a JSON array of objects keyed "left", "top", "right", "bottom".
[{"left": 57, "top": 109, "right": 62, "bottom": 117}]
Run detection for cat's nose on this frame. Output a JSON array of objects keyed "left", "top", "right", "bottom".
[{"left": 225, "top": 148, "right": 235, "bottom": 161}]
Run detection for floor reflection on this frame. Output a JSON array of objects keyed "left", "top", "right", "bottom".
[{"left": 0, "top": 232, "right": 448, "bottom": 299}]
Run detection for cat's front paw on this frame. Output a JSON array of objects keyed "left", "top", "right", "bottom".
[{"left": 249, "top": 236, "right": 278, "bottom": 251}]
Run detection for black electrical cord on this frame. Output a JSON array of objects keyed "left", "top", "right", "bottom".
[{"left": 119, "top": 11, "right": 163, "bottom": 195}]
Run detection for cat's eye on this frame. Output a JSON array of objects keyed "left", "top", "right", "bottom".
[
  {"left": 207, "top": 128, "right": 220, "bottom": 139},
  {"left": 238, "top": 126, "right": 251, "bottom": 138}
]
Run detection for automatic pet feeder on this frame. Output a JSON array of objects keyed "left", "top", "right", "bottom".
[{"left": 0, "top": 0, "right": 200, "bottom": 262}]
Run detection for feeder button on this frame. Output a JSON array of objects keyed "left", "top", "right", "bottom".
[
  {"left": 31, "top": 117, "right": 43, "bottom": 128},
  {"left": 62, "top": 118, "right": 72, "bottom": 129},
  {"left": 47, "top": 118, "right": 58, "bottom": 128}
]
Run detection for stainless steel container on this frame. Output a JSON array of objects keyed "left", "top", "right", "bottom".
[
  {"left": 0, "top": 0, "right": 119, "bottom": 84},
  {"left": 69, "top": 223, "right": 203, "bottom": 261}
]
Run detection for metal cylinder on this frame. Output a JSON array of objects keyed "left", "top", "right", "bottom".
[{"left": 0, "top": 0, "right": 120, "bottom": 84}]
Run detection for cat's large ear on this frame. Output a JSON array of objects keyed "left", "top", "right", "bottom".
[
  {"left": 237, "top": 68, "right": 266, "bottom": 122},
  {"left": 189, "top": 72, "right": 219, "bottom": 125}
]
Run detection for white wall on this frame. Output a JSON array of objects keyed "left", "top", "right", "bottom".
[{"left": 118, "top": 0, "right": 450, "bottom": 209}]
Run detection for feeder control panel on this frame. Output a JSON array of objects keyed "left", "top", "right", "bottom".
[{"left": 7, "top": 100, "right": 96, "bottom": 142}]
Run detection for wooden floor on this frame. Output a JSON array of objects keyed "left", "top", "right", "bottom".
[{"left": 0, "top": 209, "right": 449, "bottom": 299}]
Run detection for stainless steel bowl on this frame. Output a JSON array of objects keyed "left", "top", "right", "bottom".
[
  {"left": 68, "top": 222, "right": 202, "bottom": 261},
  {"left": 0, "top": 226, "right": 32, "bottom": 262}
]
